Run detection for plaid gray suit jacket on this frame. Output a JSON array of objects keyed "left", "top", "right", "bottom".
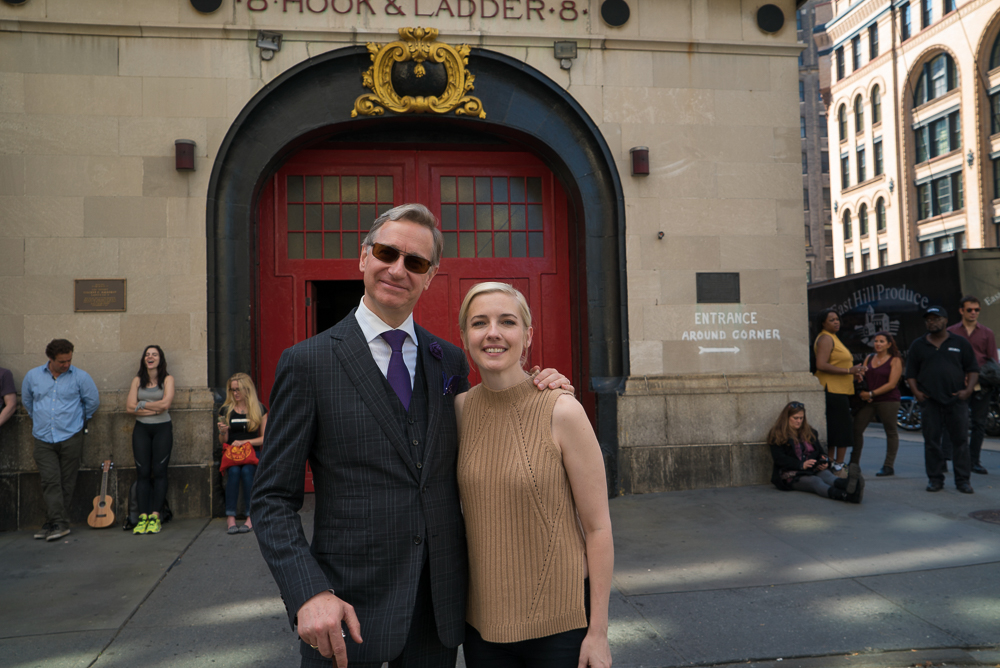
[{"left": 252, "top": 311, "right": 470, "bottom": 663}]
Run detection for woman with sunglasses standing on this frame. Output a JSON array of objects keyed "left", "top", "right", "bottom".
[
  {"left": 455, "top": 283, "right": 613, "bottom": 668},
  {"left": 768, "top": 401, "right": 863, "bottom": 503},
  {"left": 852, "top": 332, "right": 903, "bottom": 476},
  {"left": 813, "top": 309, "right": 866, "bottom": 475},
  {"left": 126, "top": 345, "right": 174, "bottom": 535}
]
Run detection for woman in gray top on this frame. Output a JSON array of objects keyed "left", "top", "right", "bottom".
[{"left": 126, "top": 345, "right": 175, "bottom": 535}]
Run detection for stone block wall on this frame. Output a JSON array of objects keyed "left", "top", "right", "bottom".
[
  {"left": 0, "top": 388, "right": 216, "bottom": 531},
  {"left": 616, "top": 372, "right": 827, "bottom": 494}
]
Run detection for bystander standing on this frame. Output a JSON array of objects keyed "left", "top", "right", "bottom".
[
  {"left": 946, "top": 296, "right": 997, "bottom": 475},
  {"left": 21, "top": 339, "right": 100, "bottom": 541},
  {"left": 906, "top": 307, "right": 978, "bottom": 494}
]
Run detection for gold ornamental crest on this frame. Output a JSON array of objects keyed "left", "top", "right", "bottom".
[{"left": 352, "top": 27, "right": 486, "bottom": 119}]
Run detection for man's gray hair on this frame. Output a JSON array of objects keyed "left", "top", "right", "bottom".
[{"left": 362, "top": 203, "right": 444, "bottom": 266}]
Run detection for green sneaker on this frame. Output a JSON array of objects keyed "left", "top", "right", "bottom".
[
  {"left": 146, "top": 515, "right": 161, "bottom": 534},
  {"left": 133, "top": 514, "right": 148, "bottom": 535}
]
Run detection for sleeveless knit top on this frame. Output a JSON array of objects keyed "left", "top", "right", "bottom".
[
  {"left": 865, "top": 355, "right": 901, "bottom": 402},
  {"left": 814, "top": 331, "right": 854, "bottom": 395},
  {"left": 136, "top": 385, "right": 170, "bottom": 424},
  {"left": 457, "top": 376, "right": 587, "bottom": 643}
]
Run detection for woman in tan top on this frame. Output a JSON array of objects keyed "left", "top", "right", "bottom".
[
  {"left": 455, "top": 282, "right": 613, "bottom": 668},
  {"left": 813, "top": 309, "right": 866, "bottom": 473}
]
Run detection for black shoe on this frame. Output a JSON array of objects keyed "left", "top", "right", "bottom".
[
  {"left": 827, "top": 487, "right": 850, "bottom": 501},
  {"left": 846, "top": 463, "right": 864, "bottom": 503},
  {"left": 926, "top": 481, "right": 944, "bottom": 492},
  {"left": 33, "top": 523, "right": 52, "bottom": 540},
  {"left": 876, "top": 466, "right": 894, "bottom": 477},
  {"left": 972, "top": 463, "right": 988, "bottom": 475},
  {"left": 46, "top": 525, "right": 71, "bottom": 542},
  {"left": 957, "top": 483, "right": 974, "bottom": 494}
]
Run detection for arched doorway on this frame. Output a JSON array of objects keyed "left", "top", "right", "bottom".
[
  {"left": 206, "top": 43, "right": 626, "bottom": 484},
  {"left": 257, "top": 144, "right": 577, "bottom": 406}
]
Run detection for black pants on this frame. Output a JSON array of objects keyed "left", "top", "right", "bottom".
[
  {"left": 463, "top": 625, "right": 587, "bottom": 668},
  {"left": 462, "top": 580, "right": 591, "bottom": 668},
  {"left": 132, "top": 421, "right": 173, "bottom": 515},
  {"left": 922, "top": 400, "right": 971, "bottom": 486},
  {"left": 940, "top": 390, "right": 989, "bottom": 465},
  {"left": 824, "top": 390, "right": 854, "bottom": 455},
  {"left": 300, "top": 559, "right": 456, "bottom": 668}
]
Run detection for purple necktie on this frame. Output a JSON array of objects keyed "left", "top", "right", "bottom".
[{"left": 381, "top": 330, "right": 411, "bottom": 410}]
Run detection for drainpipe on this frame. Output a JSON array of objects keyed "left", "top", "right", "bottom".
[{"left": 889, "top": 1, "right": 908, "bottom": 262}]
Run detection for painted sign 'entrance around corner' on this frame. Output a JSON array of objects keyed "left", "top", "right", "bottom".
[{"left": 681, "top": 310, "right": 781, "bottom": 348}]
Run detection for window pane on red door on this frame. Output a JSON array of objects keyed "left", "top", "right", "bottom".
[
  {"left": 285, "top": 174, "right": 393, "bottom": 259},
  {"left": 439, "top": 175, "right": 545, "bottom": 259}
]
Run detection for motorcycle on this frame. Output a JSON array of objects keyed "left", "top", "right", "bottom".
[
  {"left": 897, "top": 395, "right": 922, "bottom": 431},
  {"left": 984, "top": 386, "right": 1000, "bottom": 437}
]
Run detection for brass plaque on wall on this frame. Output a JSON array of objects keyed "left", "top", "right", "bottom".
[{"left": 75, "top": 279, "right": 126, "bottom": 312}]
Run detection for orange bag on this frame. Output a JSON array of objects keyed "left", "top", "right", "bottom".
[{"left": 220, "top": 442, "right": 259, "bottom": 473}]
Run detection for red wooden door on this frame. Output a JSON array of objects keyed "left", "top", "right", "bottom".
[{"left": 257, "top": 149, "right": 575, "bottom": 403}]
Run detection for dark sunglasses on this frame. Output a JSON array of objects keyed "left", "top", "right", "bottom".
[
  {"left": 789, "top": 401, "right": 805, "bottom": 410},
  {"left": 369, "top": 243, "right": 433, "bottom": 275},
  {"left": 964, "top": 307, "right": 981, "bottom": 312}
]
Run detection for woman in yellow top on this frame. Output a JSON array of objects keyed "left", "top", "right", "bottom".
[
  {"left": 814, "top": 309, "right": 867, "bottom": 473},
  {"left": 455, "top": 282, "right": 613, "bottom": 668}
]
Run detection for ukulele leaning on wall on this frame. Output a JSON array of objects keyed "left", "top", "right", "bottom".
[{"left": 87, "top": 460, "right": 115, "bottom": 529}]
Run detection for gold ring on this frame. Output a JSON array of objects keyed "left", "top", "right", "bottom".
[{"left": 310, "top": 645, "right": 319, "bottom": 650}]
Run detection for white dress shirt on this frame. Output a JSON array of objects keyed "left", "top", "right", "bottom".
[{"left": 354, "top": 297, "right": 418, "bottom": 390}]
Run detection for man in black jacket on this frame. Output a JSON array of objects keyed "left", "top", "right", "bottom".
[{"left": 906, "top": 306, "right": 979, "bottom": 494}]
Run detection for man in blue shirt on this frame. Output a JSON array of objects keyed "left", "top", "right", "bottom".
[{"left": 22, "top": 339, "right": 100, "bottom": 541}]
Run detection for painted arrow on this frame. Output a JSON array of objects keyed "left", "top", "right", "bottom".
[{"left": 698, "top": 346, "right": 740, "bottom": 354}]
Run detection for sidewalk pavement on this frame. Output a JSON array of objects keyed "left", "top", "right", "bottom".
[{"left": 2, "top": 428, "right": 1000, "bottom": 668}]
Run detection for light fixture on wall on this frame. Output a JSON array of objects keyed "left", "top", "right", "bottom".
[
  {"left": 833, "top": 201, "right": 838, "bottom": 213},
  {"left": 554, "top": 41, "right": 578, "bottom": 71},
  {"left": 256, "top": 31, "right": 283, "bottom": 61},
  {"left": 888, "top": 177, "right": 894, "bottom": 193},
  {"left": 175, "top": 140, "right": 196, "bottom": 171},
  {"left": 190, "top": 0, "right": 223, "bottom": 11},
  {"left": 967, "top": 150, "right": 975, "bottom": 166},
  {"left": 600, "top": 0, "right": 630, "bottom": 27},
  {"left": 756, "top": 4, "right": 785, "bottom": 33},
  {"left": 630, "top": 147, "right": 649, "bottom": 176}
]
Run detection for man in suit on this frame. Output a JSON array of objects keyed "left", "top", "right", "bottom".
[{"left": 253, "top": 203, "right": 570, "bottom": 668}]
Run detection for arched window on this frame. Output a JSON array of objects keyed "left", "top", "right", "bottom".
[
  {"left": 876, "top": 198, "right": 886, "bottom": 231},
  {"left": 871, "top": 85, "right": 882, "bottom": 124},
  {"left": 913, "top": 53, "right": 958, "bottom": 106},
  {"left": 854, "top": 96, "right": 864, "bottom": 133},
  {"left": 859, "top": 203, "right": 869, "bottom": 236},
  {"left": 838, "top": 104, "right": 848, "bottom": 141},
  {"left": 991, "top": 31, "right": 1000, "bottom": 70},
  {"left": 843, "top": 209, "right": 853, "bottom": 240}
]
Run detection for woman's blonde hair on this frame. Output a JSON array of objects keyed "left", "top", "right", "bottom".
[
  {"left": 458, "top": 282, "right": 533, "bottom": 365},
  {"left": 221, "top": 372, "right": 263, "bottom": 433}
]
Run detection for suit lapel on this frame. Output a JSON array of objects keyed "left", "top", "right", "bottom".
[
  {"left": 417, "top": 326, "right": 443, "bottom": 485},
  {"left": 332, "top": 314, "right": 419, "bottom": 480}
]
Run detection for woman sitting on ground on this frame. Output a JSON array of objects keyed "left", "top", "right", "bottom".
[
  {"left": 768, "top": 401, "right": 864, "bottom": 503},
  {"left": 852, "top": 331, "right": 903, "bottom": 477}
]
